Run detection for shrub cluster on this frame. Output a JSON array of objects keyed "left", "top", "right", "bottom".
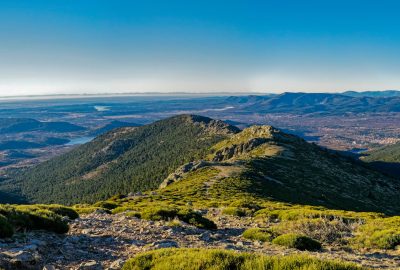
[
  {"left": 222, "top": 207, "right": 246, "bottom": 217},
  {"left": 122, "top": 248, "right": 363, "bottom": 270},
  {"left": 0, "top": 204, "right": 79, "bottom": 237},
  {"left": 353, "top": 216, "right": 400, "bottom": 249},
  {"left": 242, "top": 228, "right": 275, "bottom": 242},
  {"left": 140, "top": 206, "right": 217, "bottom": 230},
  {"left": 272, "top": 233, "right": 322, "bottom": 251}
]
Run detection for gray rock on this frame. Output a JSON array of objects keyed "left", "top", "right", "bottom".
[
  {"left": 79, "top": 260, "right": 102, "bottom": 270},
  {"left": 152, "top": 240, "right": 179, "bottom": 249},
  {"left": 109, "top": 259, "right": 125, "bottom": 269}
]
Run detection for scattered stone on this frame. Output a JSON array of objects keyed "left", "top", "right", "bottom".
[
  {"left": 79, "top": 260, "right": 102, "bottom": 270},
  {"left": 152, "top": 240, "right": 179, "bottom": 249},
  {"left": 109, "top": 259, "right": 125, "bottom": 269}
]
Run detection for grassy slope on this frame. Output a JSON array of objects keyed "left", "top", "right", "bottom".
[
  {"left": 362, "top": 142, "right": 400, "bottom": 178},
  {"left": 203, "top": 125, "right": 400, "bottom": 214},
  {"left": 14, "top": 115, "right": 239, "bottom": 204},
  {"left": 94, "top": 125, "right": 400, "bottom": 252}
]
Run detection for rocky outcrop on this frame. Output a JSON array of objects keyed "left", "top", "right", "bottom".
[
  {"left": 159, "top": 160, "right": 211, "bottom": 188},
  {"left": 212, "top": 138, "right": 268, "bottom": 162}
]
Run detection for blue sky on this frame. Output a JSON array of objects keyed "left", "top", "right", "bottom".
[{"left": 1, "top": 0, "right": 400, "bottom": 95}]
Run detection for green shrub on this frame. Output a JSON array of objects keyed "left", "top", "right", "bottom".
[
  {"left": 141, "top": 207, "right": 178, "bottom": 221},
  {"left": 229, "top": 199, "right": 261, "bottom": 210},
  {"left": 222, "top": 207, "right": 246, "bottom": 217},
  {"left": 125, "top": 211, "right": 141, "bottom": 218},
  {"left": 272, "top": 218, "right": 354, "bottom": 244},
  {"left": 242, "top": 228, "right": 274, "bottom": 242},
  {"left": 0, "top": 214, "right": 13, "bottom": 238},
  {"left": 122, "top": 248, "right": 363, "bottom": 270},
  {"left": 177, "top": 209, "right": 217, "bottom": 230},
  {"left": 272, "top": 233, "right": 322, "bottom": 251},
  {"left": 24, "top": 209, "right": 69, "bottom": 234},
  {"left": 38, "top": 204, "right": 79, "bottom": 219},
  {"left": 93, "top": 201, "right": 120, "bottom": 210},
  {"left": 167, "top": 218, "right": 182, "bottom": 227},
  {"left": 111, "top": 206, "right": 136, "bottom": 214},
  {"left": 0, "top": 204, "right": 70, "bottom": 235},
  {"left": 353, "top": 216, "right": 400, "bottom": 250},
  {"left": 73, "top": 206, "right": 109, "bottom": 214}
]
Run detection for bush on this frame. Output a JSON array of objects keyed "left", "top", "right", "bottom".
[
  {"left": 242, "top": 228, "right": 275, "bottom": 242},
  {"left": 0, "top": 204, "right": 70, "bottom": 235},
  {"left": 125, "top": 211, "right": 141, "bottom": 218},
  {"left": 141, "top": 207, "right": 178, "bottom": 221},
  {"left": 272, "top": 218, "right": 355, "bottom": 244},
  {"left": 353, "top": 216, "right": 400, "bottom": 250},
  {"left": 25, "top": 209, "right": 69, "bottom": 234},
  {"left": 73, "top": 206, "right": 110, "bottom": 214},
  {"left": 0, "top": 214, "right": 13, "bottom": 238},
  {"left": 222, "top": 207, "right": 246, "bottom": 217},
  {"left": 177, "top": 209, "right": 217, "bottom": 230},
  {"left": 93, "top": 201, "right": 120, "bottom": 210},
  {"left": 229, "top": 199, "right": 261, "bottom": 210},
  {"left": 272, "top": 233, "right": 321, "bottom": 251},
  {"left": 122, "top": 248, "right": 363, "bottom": 270},
  {"left": 38, "top": 204, "right": 79, "bottom": 219}
]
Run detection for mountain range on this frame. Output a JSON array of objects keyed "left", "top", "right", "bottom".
[
  {"left": 4, "top": 114, "right": 399, "bottom": 215},
  {"left": 226, "top": 92, "right": 400, "bottom": 114}
]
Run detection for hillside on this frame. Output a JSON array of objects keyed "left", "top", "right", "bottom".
[
  {"left": 362, "top": 143, "right": 400, "bottom": 177},
  {"left": 90, "top": 120, "right": 141, "bottom": 136},
  {"left": 159, "top": 125, "right": 400, "bottom": 215},
  {"left": 13, "top": 115, "right": 239, "bottom": 204},
  {"left": 226, "top": 92, "right": 400, "bottom": 114},
  {"left": 1, "top": 118, "right": 400, "bottom": 269},
  {"left": 0, "top": 118, "right": 85, "bottom": 133},
  {"left": 343, "top": 90, "right": 400, "bottom": 98}
]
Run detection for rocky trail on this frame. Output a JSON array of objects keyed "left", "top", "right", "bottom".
[{"left": 0, "top": 210, "right": 399, "bottom": 269}]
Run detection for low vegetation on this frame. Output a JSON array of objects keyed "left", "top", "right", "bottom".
[
  {"left": 221, "top": 207, "right": 246, "bottom": 217},
  {"left": 353, "top": 216, "right": 400, "bottom": 249},
  {"left": 0, "top": 204, "right": 78, "bottom": 237},
  {"left": 242, "top": 228, "right": 275, "bottom": 242},
  {"left": 272, "top": 233, "right": 322, "bottom": 251},
  {"left": 122, "top": 248, "right": 363, "bottom": 270}
]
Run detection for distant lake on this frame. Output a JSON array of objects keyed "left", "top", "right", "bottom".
[
  {"left": 65, "top": 136, "right": 95, "bottom": 145},
  {"left": 349, "top": 148, "right": 368, "bottom": 154}
]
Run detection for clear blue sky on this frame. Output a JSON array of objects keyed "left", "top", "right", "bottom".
[{"left": 1, "top": 0, "right": 400, "bottom": 96}]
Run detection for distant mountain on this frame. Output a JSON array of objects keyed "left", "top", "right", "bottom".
[
  {"left": 362, "top": 143, "right": 400, "bottom": 178},
  {"left": 14, "top": 115, "right": 239, "bottom": 204},
  {"left": 162, "top": 124, "right": 400, "bottom": 215},
  {"left": 90, "top": 120, "right": 141, "bottom": 136},
  {"left": 226, "top": 92, "right": 400, "bottom": 114},
  {"left": 343, "top": 90, "right": 400, "bottom": 98},
  {"left": 0, "top": 118, "right": 85, "bottom": 134}
]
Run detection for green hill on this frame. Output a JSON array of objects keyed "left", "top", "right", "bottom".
[
  {"left": 159, "top": 125, "right": 400, "bottom": 215},
  {"left": 14, "top": 115, "right": 239, "bottom": 204},
  {"left": 10, "top": 115, "right": 400, "bottom": 214},
  {"left": 361, "top": 142, "right": 400, "bottom": 177}
]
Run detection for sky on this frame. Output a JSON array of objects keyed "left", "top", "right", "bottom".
[{"left": 1, "top": 0, "right": 400, "bottom": 96}]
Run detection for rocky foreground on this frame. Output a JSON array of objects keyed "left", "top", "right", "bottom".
[{"left": 0, "top": 210, "right": 399, "bottom": 270}]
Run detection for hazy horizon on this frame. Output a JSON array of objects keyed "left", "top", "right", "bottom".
[{"left": 1, "top": 1, "right": 400, "bottom": 96}]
